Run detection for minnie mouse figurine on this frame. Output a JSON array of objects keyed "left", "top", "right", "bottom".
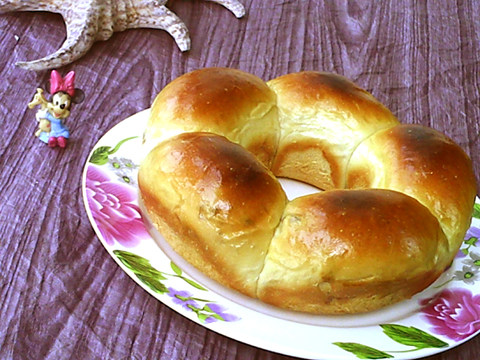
[{"left": 28, "top": 70, "right": 84, "bottom": 148}]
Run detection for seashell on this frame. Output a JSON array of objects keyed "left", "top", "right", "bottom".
[{"left": 0, "top": 0, "right": 245, "bottom": 71}]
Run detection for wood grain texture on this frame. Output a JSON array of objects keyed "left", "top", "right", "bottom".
[{"left": 0, "top": 1, "right": 479, "bottom": 359}]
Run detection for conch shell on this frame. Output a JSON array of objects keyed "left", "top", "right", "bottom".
[{"left": 0, "top": 0, "right": 245, "bottom": 71}]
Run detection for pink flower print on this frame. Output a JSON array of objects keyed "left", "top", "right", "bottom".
[
  {"left": 86, "top": 165, "right": 148, "bottom": 247},
  {"left": 421, "top": 288, "right": 480, "bottom": 341}
]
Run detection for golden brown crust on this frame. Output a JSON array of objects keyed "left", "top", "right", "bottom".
[
  {"left": 138, "top": 69, "right": 477, "bottom": 314},
  {"left": 267, "top": 71, "right": 399, "bottom": 189},
  {"left": 257, "top": 189, "right": 450, "bottom": 314},
  {"left": 346, "top": 124, "right": 477, "bottom": 259},
  {"left": 138, "top": 132, "right": 287, "bottom": 297},
  {"left": 143, "top": 67, "right": 279, "bottom": 168}
]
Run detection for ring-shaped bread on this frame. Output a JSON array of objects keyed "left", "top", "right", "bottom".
[{"left": 139, "top": 68, "right": 477, "bottom": 314}]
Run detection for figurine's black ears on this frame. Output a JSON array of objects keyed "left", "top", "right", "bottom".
[{"left": 72, "top": 89, "right": 85, "bottom": 104}]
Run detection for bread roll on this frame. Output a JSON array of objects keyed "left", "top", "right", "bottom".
[
  {"left": 143, "top": 67, "right": 279, "bottom": 168},
  {"left": 138, "top": 132, "right": 287, "bottom": 297},
  {"left": 138, "top": 68, "right": 477, "bottom": 314},
  {"left": 257, "top": 189, "right": 450, "bottom": 314},
  {"left": 346, "top": 124, "right": 477, "bottom": 260},
  {"left": 267, "top": 72, "right": 399, "bottom": 190}
]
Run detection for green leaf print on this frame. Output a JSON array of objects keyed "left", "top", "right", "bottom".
[
  {"left": 89, "top": 136, "right": 137, "bottom": 165},
  {"left": 380, "top": 324, "right": 448, "bottom": 349},
  {"left": 113, "top": 250, "right": 239, "bottom": 323},
  {"left": 170, "top": 262, "right": 183, "bottom": 276},
  {"left": 473, "top": 203, "right": 480, "bottom": 219},
  {"left": 333, "top": 343, "right": 393, "bottom": 359}
]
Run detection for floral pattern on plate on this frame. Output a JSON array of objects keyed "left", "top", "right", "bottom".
[
  {"left": 334, "top": 222, "right": 480, "bottom": 359},
  {"left": 82, "top": 111, "right": 480, "bottom": 360},
  {"left": 114, "top": 250, "right": 239, "bottom": 323},
  {"left": 420, "top": 287, "right": 480, "bottom": 341},
  {"left": 85, "top": 165, "right": 147, "bottom": 247}
]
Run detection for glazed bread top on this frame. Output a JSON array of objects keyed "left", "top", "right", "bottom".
[
  {"left": 139, "top": 68, "right": 477, "bottom": 314},
  {"left": 143, "top": 67, "right": 279, "bottom": 168},
  {"left": 267, "top": 71, "right": 399, "bottom": 190},
  {"left": 346, "top": 124, "right": 477, "bottom": 255},
  {"left": 139, "top": 132, "right": 287, "bottom": 297},
  {"left": 257, "top": 188, "right": 450, "bottom": 314}
]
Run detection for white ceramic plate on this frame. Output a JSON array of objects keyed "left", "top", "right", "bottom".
[{"left": 82, "top": 110, "right": 480, "bottom": 360}]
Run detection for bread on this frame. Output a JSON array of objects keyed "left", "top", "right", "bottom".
[
  {"left": 257, "top": 189, "right": 449, "bottom": 314},
  {"left": 143, "top": 67, "right": 279, "bottom": 168},
  {"left": 267, "top": 71, "right": 399, "bottom": 190},
  {"left": 346, "top": 124, "right": 477, "bottom": 256},
  {"left": 139, "top": 68, "right": 477, "bottom": 314},
  {"left": 139, "top": 132, "right": 287, "bottom": 297}
]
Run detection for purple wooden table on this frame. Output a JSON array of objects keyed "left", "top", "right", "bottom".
[{"left": 1, "top": 1, "right": 479, "bottom": 359}]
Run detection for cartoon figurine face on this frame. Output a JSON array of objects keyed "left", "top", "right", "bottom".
[{"left": 48, "top": 91, "right": 72, "bottom": 119}]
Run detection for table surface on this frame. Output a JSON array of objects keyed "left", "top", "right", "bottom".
[{"left": 1, "top": 1, "right": 479, "bottom": 359}]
